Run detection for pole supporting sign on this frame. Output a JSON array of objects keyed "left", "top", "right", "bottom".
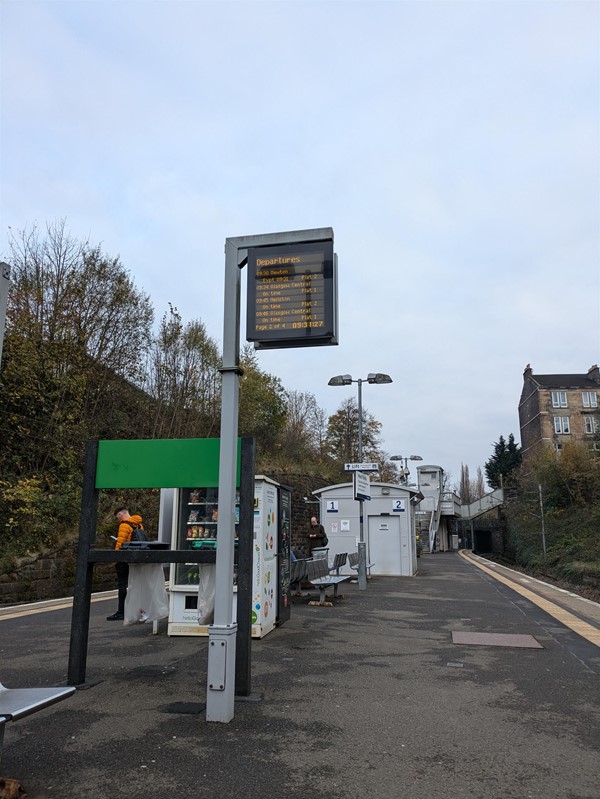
[{"left": 246, "top": 239, "right": 338, "bottom": 349}]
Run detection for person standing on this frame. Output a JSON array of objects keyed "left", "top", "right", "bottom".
[
  {"left": 106, "top": 507, "right": 144, "bottom": 621},
  {"left": 306, "top": 515, "right": 328, "bottom": 555}
]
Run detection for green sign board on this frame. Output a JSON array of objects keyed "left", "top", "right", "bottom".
[{"left": 95, "top": 438, "right": 241, "bottom": 489}]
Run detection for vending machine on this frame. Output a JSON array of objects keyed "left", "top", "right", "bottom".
[{"left": 167, "top": 476, "right": 290, "bottom": 638}]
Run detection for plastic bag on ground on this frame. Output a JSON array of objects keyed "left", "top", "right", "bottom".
[
  {"left": 124, "top": 564, "right": 169, "bottom": 625},
  {"left": 197, "top": 564, "right": 216, "bottom": 625}
]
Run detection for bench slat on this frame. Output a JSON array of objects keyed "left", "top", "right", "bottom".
[{"left": 0, "top": 684, "right": 75, "bottom": 722}]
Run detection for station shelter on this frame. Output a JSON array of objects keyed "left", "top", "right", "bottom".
[{"left": 312, "top": 482, "right": 423, "bottom": 577}]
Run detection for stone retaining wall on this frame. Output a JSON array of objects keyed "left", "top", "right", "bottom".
[
  {"left": 0, "top": 472, "right": 334, "bottom": 605},
  {"left": 0, "top": 543, "right": 115, "bottom": 605}
]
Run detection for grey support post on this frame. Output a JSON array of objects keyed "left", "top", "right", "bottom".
[{"left": 207, "top": 228, "right": 333, "bottom": 723}]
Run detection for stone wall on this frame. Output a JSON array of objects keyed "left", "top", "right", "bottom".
[
  {"left": 0, "top": 542, "right": 115, "bottom": 605},
  {"left": 264, "top": 471, "right": 333, "bottom": 558},
  {"left": 0, "top": 472, "right": 333, "bottom": 605}
]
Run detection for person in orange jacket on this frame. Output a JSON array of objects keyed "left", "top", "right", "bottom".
[{"left": 106, "top": 507, "right": 144, "bottom": 621}]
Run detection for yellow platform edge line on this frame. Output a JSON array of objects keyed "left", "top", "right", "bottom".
[
  {"left": 459, "top": 551, "right": 600, "bottom": 648},
  {"left": 0, "top": 593, "right": 112, "bottom": 622}
]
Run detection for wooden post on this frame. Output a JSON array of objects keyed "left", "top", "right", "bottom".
[{"left": 68, "top": 441, "right": 99, "bottom": 685}]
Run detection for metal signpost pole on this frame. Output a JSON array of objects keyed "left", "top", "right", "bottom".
[
  {"left": 206, "top": 238, "right": 243, "bottom": 723},
  {"left": 208, "top": 227, "right": 335, "bottom": 723}
]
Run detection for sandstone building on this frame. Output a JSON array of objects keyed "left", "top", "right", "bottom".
[{"left": 518, "top": 364, "right": 600, "bottom": 459}]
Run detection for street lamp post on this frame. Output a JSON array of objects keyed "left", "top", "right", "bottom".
[
  {"left": 328, "top": 372, "right": 393, "bottom": 590},
  {"left": 390, "top": 454, "right": 423, "bottom": 484}
]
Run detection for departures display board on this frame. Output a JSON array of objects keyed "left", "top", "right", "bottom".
[{"left": 246, "top": 240, "right": 338, "bottom": 349}]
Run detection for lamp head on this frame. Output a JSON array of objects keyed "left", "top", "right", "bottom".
[
  {"left": 367, "top": 373, "right": 393, "bottom": 384},
  {"left": 328, "top": 374, "right": 353, "bottom": 386}
]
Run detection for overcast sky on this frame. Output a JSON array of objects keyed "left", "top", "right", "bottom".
[{"left": 2, "top": 0, "right": 599, "bottom": 488}]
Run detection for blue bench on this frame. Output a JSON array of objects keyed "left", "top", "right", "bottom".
[{"left": 0, "top": 680, "right": 75, "bottom": 762}]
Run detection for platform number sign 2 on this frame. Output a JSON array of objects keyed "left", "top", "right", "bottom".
[
  {"left": 393, "top": 499, "right": 406, "bottom": 513},
  {"left": 326, "top": 500, "right": 339, "bottom": 513}
]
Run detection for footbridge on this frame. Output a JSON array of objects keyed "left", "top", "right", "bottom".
[{"left": 415, "top": 464, "right": 504, "bottom": 552}]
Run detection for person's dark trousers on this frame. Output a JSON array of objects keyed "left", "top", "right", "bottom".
[
  {"left": 107, "top": 562, "right": 129, "bottom": 620},
  {"left": 116, "top": 562, "right": 129, "bottom": 613}
]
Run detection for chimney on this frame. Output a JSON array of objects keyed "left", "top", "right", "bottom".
[
  {"left": 588, "top": 364, "right": 600, "bottom": 384},
  {"left": 523, "top": 364, "right": 533, "bottom": 380}
]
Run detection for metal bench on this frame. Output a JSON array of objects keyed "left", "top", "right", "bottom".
[
  {"left": 348, "top": 551, "right": 374, "bottom": 576},
  {"left": 306, "top": 553, "right": 350, "bottom": 607},
  {"left": 0, "top": 681, "right": 75, "bottom": 761},
  {"left": 290, "top": 558, "right": 309, "bottom": 595}
]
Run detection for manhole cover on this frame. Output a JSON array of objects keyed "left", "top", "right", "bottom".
[{"left": 452, "top": 631, "right": 543, "bottom": 648}]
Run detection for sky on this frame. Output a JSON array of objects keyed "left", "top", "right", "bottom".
[{"left": 1, "top": 0, "right": 599, "bottom": 489}]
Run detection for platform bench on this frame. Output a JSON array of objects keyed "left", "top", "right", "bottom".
[
  {"left": 306, "top": 554, "right": 350, "bottom": 607},
  {"left": 0, "top": 681, "right": 75, "bottom": 761},
  {"left": 348, "top": 551, "right": 375, "bottom": 576},
  {"left": 290, "top": 558, "right": 309, "bottom": 595}
]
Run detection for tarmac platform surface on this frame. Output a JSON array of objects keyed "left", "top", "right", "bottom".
[{"left": 1, "top": 552, "right": 599, "bottom": 799}]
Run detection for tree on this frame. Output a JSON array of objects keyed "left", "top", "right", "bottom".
[
  {"left": 0, "top": 221, "right": 154, "bottom": 475},
  {"left": 0, "top": 221, "right": 155, "bottom": 553},
  {"left": 459, "top": 463, "right": 472, "bottom": 504},
  {"left": 474, "top": 466, "right": 486, "bottom": 499},
  {"left": 325, "top": 397, "right": 382, "bottom": 465},
  {"left": 238, "top": 346, "right": 288, "bottom": 457},
  {"left": 277, "top": 390, "right": 326, "bottom": 463},
  {"left": 374, "top": 451, "right": 400, "bottom": 483},
  {"left": 144, "top": 304, "right": 221, "bottom": 439},
  {"left": 485, "top": 433, "right": 522, "bottom": 489},
  {"left": 504, "top": 442, "right": 600, "bottom": 571}
]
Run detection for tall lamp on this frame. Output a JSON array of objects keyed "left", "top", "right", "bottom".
[
  {"left": 390, "top": 454, "right": 423, "bottom": 484},
  {"left": 328, "top": 372, "right": 393, "bottom": 589}
]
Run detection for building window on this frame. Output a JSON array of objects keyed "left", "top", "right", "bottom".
[
  {"left": 582, "top": 391, "right": 598, "bottom": 408},
  {"left": 553, "top": 416, "right": 570, "bottom": 434},
  {"left": 551, "top": 391, "right": 568, "bottom": 408},
  {"left": 584, "top": 416, "right": 599, "bottom": 435}
]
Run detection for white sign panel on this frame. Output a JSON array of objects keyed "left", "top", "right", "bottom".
[
  {"left": 340, "top": 519, "right": 350, "bottom": 532},
  {"left": 330, "top": 522, "right": 338, "bottom": 533},
  {"left": 392, "top": 499, "right": 406, "bottom": 513},
  {"left": 344, "top": 462, "right": 378, "bottom": 472},
  {"left": 354, "top": 472, "right": 371, "bottom": 501},
  {"left": 326, "top": 500, "right": 339, "bottom": 513}
]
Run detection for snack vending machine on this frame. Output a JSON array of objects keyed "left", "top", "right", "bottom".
[
  {"left": 167, "top": 485, "right": 238, "bottom": 637},
  {"left": 167, "top": 476, "right": 289, "bottom": 638}
]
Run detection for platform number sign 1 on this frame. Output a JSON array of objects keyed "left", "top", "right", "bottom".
[
  {"left": 393, "top": 499, "right": 406, "bottom": 513},
  {"left": 326, "top": 500, "right": 339, "bottom": 513}
]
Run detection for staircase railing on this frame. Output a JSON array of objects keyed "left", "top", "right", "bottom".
[
  {"left": 428, "top": 497, "right": 442, "bottom": 552},
  {"left": 460, "top": 489, "right": 504, "bottom": 520}
]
